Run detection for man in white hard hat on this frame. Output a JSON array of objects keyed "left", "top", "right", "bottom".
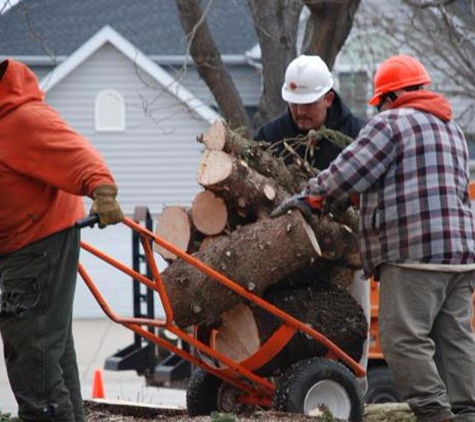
[
  {"left": 255, "top": 54, "right": 364, "bottom": 169},
  {"left": 256, "top": 55, "right": 370, "bottom": 397}
]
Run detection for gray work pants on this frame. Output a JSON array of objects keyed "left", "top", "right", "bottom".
[
  {"left": 379, "top": 264, "right": 475, "bottom": 422},
  {"left": 0, "top": 227, "right": 85, "bottom": 422},
  {"left": 348, "top": 270, "right": 370, "bottom": 396}
]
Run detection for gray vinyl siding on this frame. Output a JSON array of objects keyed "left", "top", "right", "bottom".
[
  {"left": 44, "top": 43, "right": 211, "bottom": 216},
  {"left": 43, "top": 44, "right": 214, "bottom": 318},
  {"left": 168, "top": 64, "right": 262, "bottom": 107}
]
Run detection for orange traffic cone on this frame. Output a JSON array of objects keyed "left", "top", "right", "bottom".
[{"left": 91, "top": 368, "right": 105, "bottom": 399}]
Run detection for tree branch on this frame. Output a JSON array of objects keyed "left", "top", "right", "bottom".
[{"left": 175, "top": 0, "right": 251, "bottom": 134}]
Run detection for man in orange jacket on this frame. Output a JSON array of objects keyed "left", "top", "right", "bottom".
[{"left": 0, "top": 59, "right": 124, "bottom": 421}]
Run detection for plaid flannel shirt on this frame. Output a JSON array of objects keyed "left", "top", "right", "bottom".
[{"left": 307, "top": 108, "right": 475, "bottom": 277}]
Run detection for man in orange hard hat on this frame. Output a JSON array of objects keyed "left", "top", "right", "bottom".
[{"left": 291, "top": 54, "right": 475, "bottom": 421}]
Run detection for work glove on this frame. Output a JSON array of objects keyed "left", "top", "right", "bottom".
[
  {"left": 89, "top": 184, "right": 124, "bottom": 228},
  {"left": 323, "top": 195, "right": 352, "bottom": 216},
  {"left": 270, "top": 194, "right": 324, "bottom": 221}
]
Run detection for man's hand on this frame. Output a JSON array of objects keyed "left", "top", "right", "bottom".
[
  {"left": 270, "top": 194, "right": 324, "bottom": 220},
  {"left": 89, "top": 184, "right": 124, "bottom": 228}
]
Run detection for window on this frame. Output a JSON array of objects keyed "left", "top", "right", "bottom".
[{"left": 95, "top": 90, "right": 125, "bottom": 131}]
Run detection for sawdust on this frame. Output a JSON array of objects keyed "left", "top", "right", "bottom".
[
  {"left": 83, "top": 401, "right": 417, "bottom": 422},
  {"left": 83, "top": 401, "right": 337, "bottom": 421}
]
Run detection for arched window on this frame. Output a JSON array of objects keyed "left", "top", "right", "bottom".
[{"left": 95, "top": 90, "right": 125, "bottom": 131}]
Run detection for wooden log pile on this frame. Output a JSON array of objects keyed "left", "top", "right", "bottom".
[{"left": 153, "top": 120, "right": 367, "bottom": 374}]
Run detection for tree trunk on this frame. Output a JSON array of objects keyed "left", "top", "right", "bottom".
[
  {"left": 310, "top": 215, "right": 361, "bottom": 269},
  {"left": 302, "top": 0, "right": 362, "bottom": 69},
  {"left": 175, "top": 0, "right": 250, "bottom": 134},
  {"left": 199, "top": 120, "right": 309, "bottom": 194},
  {"left": 199, "top": 281, "right": 367, "bottom": 376},
  {"left": 196, "top": 150, "right": 289, "bottom": 220},
  {"left": 246, "top": 0, "right": 303, "bottom": 130},
  {"left": 162, "top": 210, "right": 322, "bottom": 328}
]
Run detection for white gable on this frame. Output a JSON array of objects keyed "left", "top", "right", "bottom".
[{"left": 40, "top": 25, "right": 220, "bottom": 124}]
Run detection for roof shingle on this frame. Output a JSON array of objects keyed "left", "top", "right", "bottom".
[{"left": 0, "top": 0, "right": 258, "bottom": 57}]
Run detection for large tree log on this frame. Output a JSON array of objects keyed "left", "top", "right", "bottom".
[
  {"left": 162, "top": 209, "right": 363, "bottom": 328},
  {"left": 205, "top": 282, "right": 367, "bottom": 376},
  {"left": 197, "top": 150, "right": 289, "bottom": 220},
  {"left": 253, "top": 283, "right": 366, "bottom": 375},
  {"left": 311, "top": 215, "right": 361, "bottom": 269},
  {"left": 198, "top": 120, "right": 309, "bottom": 193},
  {"left": 162, "top": 211, "right": 321, "bottom": 328}
]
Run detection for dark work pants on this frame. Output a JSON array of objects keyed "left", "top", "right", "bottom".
[{"left": 0, "top": 227, "right": 85, "bottom": 422}]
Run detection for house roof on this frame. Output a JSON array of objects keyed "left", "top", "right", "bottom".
[
  {"left": 0, "top": 0, "right": 257, "bottom": 59},
  {"left": 40, "top": 25, "right": 221, "bottom": 124}
]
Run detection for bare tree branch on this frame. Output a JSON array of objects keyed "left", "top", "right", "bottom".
[
  {"left": 19, "top": 1, "right": 57, "bottom": 63},
  {"left": 353, "top": 0, "right": 475, "bottom": 134},
  {"left": 405, "top": 0, "right": 457, "bottom": 8}
]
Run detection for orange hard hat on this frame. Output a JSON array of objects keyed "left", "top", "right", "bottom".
[{"left": 368, "top": 55, "right": 431, "bottom": 106}]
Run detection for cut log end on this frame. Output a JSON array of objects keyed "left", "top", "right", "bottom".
[
  {"left": 154, "top": 206, "right": 191, "bottom": 260},
  {"left": 197, "top": 150, "right": 234, "bottom": 187},
  {"left": 191, "top": 190, "right": 228, "bottom": 236},
  {"left": 199, "top": 119, "right": 227, "bottom": 151},
  {"left": 214, "top": 303, "right": 260, "bottom": 365},
  {"left": 263, "top": 184, "right": 276, "bottom": 201}
]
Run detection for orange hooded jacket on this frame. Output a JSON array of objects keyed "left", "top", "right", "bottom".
[{"left": 0, "top": 59, "right": 116, "bottom": 255}]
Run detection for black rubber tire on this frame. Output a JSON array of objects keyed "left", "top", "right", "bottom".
[
  {"left": 186, "top": 368, "right": 222, "bottom": 416},
  {"left": 365, "top": 366, "right": 402, "bottom": 404},
  {"left": 274, "top": 357, "right": 363, "bottom": 422}
]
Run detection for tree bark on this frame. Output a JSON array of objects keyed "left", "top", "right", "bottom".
[
  {"left": 310, "top": 215, "right": 361, "bottom": 269},
  {"left": 252, "top": 282, "right": 367, "bottom": 375},
  {"left": 175, "top": 0, "right": 250, "bottom": 134},
  {"left": 162, "top": 210, "right": 322, "bottom": 328},
  {"left": 196, "top": 150, "right": 289, "bottom": 220},
  {"left": 199, "top": 282, "right": 367, "bottom": 376},
  {"left": 302, "top": 0, "right": 362, "bottom": 69},
  {"left": 246, "top": 0, "right": 303, "bottom": 130},
  {"left": 198, "top": 120, "right": 309, "bottom": 193}
]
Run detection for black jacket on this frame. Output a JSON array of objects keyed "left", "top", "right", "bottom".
[{"left": 254, "top": 91, "right": 365, "bottom": 170}]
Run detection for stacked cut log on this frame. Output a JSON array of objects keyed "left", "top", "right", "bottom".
[{"left": 154, "top": 119, "right": 367, "bottom": 375}]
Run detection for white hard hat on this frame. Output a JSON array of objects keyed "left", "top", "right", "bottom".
[{"left": 281, "top": 55, "right": 334, "bottom": 104}]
